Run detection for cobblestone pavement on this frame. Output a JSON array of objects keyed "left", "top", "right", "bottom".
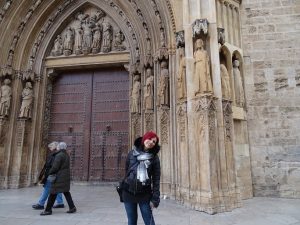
[{"left": 0, "top": 184, "right": 300, "bottom": 225}]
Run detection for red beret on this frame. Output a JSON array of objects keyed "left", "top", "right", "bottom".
[{"left": 142, "top": 131, "right": 159, "bottom": 145}]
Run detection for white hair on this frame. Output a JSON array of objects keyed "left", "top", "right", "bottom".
[{"left": 58, "top": 142, "right": 67, "bottom": 150}]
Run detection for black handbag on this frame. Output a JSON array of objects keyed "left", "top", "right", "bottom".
[{"left": 116, "top": 161, "right": 139, "bottom": 203}]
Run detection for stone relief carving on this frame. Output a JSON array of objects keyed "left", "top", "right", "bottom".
[
  {"left": 91, "top": 23, "right": 102, "bottom": 53},
  {"left": 193, "top": 39, "right": 213, "bottom": 96},
  {"left": 220, "top": 64, "right": 231, "bottom": 100},
  {"left": 49, "top": 8, "right": 127, "bottom": 57},
  {"left": 19, "top": 82, "right": 33, "bottom": 119},
  {"left": 177, "top": 47, "right": 186, "bottom": 100},
  {"left": 0, "top": 79, "right": 12, "bottom": 117},
  {"left": 158, "top": 61, "right": 169, "bottom": 106},
  {"left": 177, "top": 104, "right": 187, "bottom": 142},
  {"left": 131, "top": 74, "right": 141, "bottom": 114},
  {"left": 63, "top": 27, "right": 75, "bottom": 56},
  {"left": 51, "top": 35, "right": 63, "bottom": 56},
  {"left": 144, "top": 68, "right": 154, "bottom": 111},
  {"left": 233, "top": 60, "right": 245, "bottom": 107},
  {"left": 101, "top": 21, "right": 115, "bottom": 51},
  {"left": 114, "top": 29, "right": 126, "bottom": 51}
]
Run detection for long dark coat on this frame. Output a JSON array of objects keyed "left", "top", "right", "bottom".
[{"left": 48, "top": 149, "right": 71, "bottom": 194}]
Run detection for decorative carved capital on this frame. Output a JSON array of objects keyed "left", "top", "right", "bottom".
[
  {"left": 175, "top": 30, "right": 185, "bottom": 48},
  {"left": 217, "top": 27, "right": 225, "bottom": 45},
  {"left": 192, "top": 19, "right": 209, "bottom": 37},
  {"left": 193, "top": 96, "right": 216, "bottom": 112},
  {"left": 154, "top": 47, "right": 169, "bottom": 62}
]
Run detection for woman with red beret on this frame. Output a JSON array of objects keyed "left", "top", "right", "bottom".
[{"left": 122, "top": 131, "right": 161, "bottom": 225}]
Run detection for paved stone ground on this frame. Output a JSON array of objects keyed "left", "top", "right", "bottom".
[{"left": 0, "top": 184, "right": 300, "bottom": 225}]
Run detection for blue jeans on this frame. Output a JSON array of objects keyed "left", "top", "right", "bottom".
[
  {"left": 38, "top": 180, "right": 63, "bottom": 206},
  {"left": 124, "top": 201, "right": 155, "bottom": 225}
]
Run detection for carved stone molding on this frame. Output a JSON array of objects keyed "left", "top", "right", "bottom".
[
  {"left": 42, "top": 82, "right": 53, "bottom": 147},
  {"left": 160, "top": 109, "right": 169, "bottom": 144},
  {"left": 145, "top": 112, "right": 154, "bottom": 132},
  {"left": 177, "top": 103, "right": 187, "bottom": 142},
  {"left": 192, "top": 95, "right": 216, "bottom": 113},
  {"left": 132, "top": 113, "right": 141, "bottom": 140},
  {"left": 192, "top": 19, "right": 209, "bottom": 37},
  {"left": 175, "top": 30, "right": 185, "bottom": 48},
  {"left": 222, "top": 100, "right": 232, "bottom": 141},
  {"left": 0, "top": 118, "right": 8, "bottom": 145},
  {"left": 0, "top": 0, "right": 13, "bottom": 23}
]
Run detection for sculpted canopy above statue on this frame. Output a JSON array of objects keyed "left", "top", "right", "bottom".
[{"left": 49, "top": 7, "right": 128, "bottom": 57}]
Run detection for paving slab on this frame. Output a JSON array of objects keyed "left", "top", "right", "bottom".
[{"left": 0, "top": 184, "right": 299, "bottom": 225}]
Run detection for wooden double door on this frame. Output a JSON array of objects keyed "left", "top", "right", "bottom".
[{"left": 48, "top": 68, "right": 129, "bottom": 181}]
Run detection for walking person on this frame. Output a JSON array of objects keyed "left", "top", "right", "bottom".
[
  {"left": 40, "top": 142, "right": 77, "bottom": 215},
  {"left": 32, "top": 141, "right": 64, "bottom": 210},
  {"left": 122, "top": 131, "right": 161, "bottom": 225}
]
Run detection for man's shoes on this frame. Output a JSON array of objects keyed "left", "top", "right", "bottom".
[
  {"left": 53, "top": 204, "right": 65, "bottom": 208},
  {"left": 32, "top": 204, "right": 44, "bottom": 210},
  {"left": 40, "top": 210, "right": 52, "bottom": 216},
  {"left": 66, "top": 207, "right": 77, "bottom": 213}
]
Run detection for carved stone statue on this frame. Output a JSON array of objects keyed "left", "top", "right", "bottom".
[
  {"left": 193, "top": 38, "right": 213, "bottom": 95},
  {"left": 177, "top": 47, "right": 186, "bottom": 100},
  {"left": 74, "top": 22, "right": 83, "bottom": 55},
  {"left": 63, "top": 27, "right": 74, "bottom": 55},
  {"left": 131, "top": 74, "right": 141, "bottom": 113},
  {"left": 82, "top": 18, "right": 93, "bottom": 54},
  {"left": 51, "top": 35, "right": 63, "bottom": 56},
  {"left": 19, "top": 82, "right": 34, "bottom": 119},
  {"left": 114, "top": 30, "right": 126, "bottom": 51},
  {"left": 0, "top": 79, "right": 12, "bottom": 117},
  {"left": 220, "top": 64, "right": 231, "bottom": 100},
  {"left": 144, "top": 68, "right": 154, "bottom": 110},
  {"left": 102, "top": 20, "right": 113, "bottom": 53},
  {"left": 233, "top": 60, "right": 245, "bottom": 107},
  {"left": 160, "top": 27, "right": 166, "bottom": 47},
  {"left": 92, "top": 23, "right": 102, "bottom": 53},
  {"left": 158, "top": 61, "right": 169, "bottom": 106}
]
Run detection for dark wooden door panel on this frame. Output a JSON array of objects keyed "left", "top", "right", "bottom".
[
  {"left": 49, "top": 72, "right": 92, "bottom": 181},
  {"left": 89, "top": 69, "right": 129, "bottom": 181}
]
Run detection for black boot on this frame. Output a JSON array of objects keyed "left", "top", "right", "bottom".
[
  {"left": 66, "top": 207, "right": 76, "bottom": 213},
  {"left": 40, "top": 210, "right": 52, "bottom": 216}
]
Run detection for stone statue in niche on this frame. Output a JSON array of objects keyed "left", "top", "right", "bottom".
[
  {"left": 144, "top": 68, "right": 154, "bottom": 110},
  {"left": 0, "top": 79, "right": 12, "bottom": 117},
  {"left": 177, "top": 47, "right": 186, "bottom": 100},
  {"left": 160, "top": 27, "right": 166, "bottom": 47},
  {"left": 158, "top": 61, "right": 169, "bottom": 106},
  {"left": 63, "top": 27, "right": 74, "bottom": 55},
  {"left": 131, "top": 74, "right": 141, "bottom": 113},
  {"left": 233, "top": 59, "right": 245, "bottom": 107},
  {"left": 82, "top": 18, "right": 93, "bottom": 54},
  {"left": 19, "top": 82, "right": 34, "bottom": 119},
  {"left": 146, "top": 38, "right": 151, "bottom": 55},
  {"left": 114, "top": 30, "right": 126, "bottom": 51},
  {"left": 193, "top": 38, "right": 213, "bottom": 96},
  {"left": 92, "top": 23, "right": 102, "bottom": 53},
  {"left": 220, "top": 64, "right": 231, "bottom": 100},
  {"left": 7, "top": 50, "right": 14, "bottom": 66},
  {"left": 102, "top": 20, "right": 113, "bottom": 53},
  {"left": 51, "top": 35, "right": 63, "bottom": 56}
]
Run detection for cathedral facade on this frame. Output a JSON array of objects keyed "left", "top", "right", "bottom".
[{"left": 0, "top": 0, "right": 299, "bottom": 214}]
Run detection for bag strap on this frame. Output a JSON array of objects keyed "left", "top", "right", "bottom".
[{"left": 124, "top": 160, "right": 139, "bottom": 179}]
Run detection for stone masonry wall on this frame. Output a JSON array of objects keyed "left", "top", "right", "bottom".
[{"left": 241, "top": 0, "right": 300, "bottom": 197}]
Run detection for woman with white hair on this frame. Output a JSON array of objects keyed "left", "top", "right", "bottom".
[
  {"left": 32, "top": 141, "right": 64, "bottom": 210},
  {"left": 40, "top": 142, "right": 77, "bottom": 215}
]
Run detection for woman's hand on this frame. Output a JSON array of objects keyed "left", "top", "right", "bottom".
[{"left": 150, "top": 201, "right": 155, "bottom": 209}]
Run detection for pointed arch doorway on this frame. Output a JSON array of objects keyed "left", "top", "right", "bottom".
[{"left": 48, "top": 67, "right": 129, "bottom": 182}]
